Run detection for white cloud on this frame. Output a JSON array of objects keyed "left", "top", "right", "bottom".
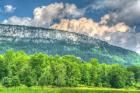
[
  {"left": 2, "top": 16, "right": 32, "bottom": 26},
  {"left": 91, "top": 0, "right": 140, "bottom": 26},
  {"left": 64, "top": 3, "right": 84, "bottom": 18},
  {"left": 1, "top": 2, "right": 140, "bottom": 54},
  {"left": 51, "top": 15, "right": 140, "bottom": 54},
  {"left": 103, "top": 31, "right": 140, "bottom": 53},
  {"left": 4, "top": 5, "right": 16, "bottom": 13},
  {"left": 2, "top": 3, "right": 84, "bottom": 27},
  {"left": 51, "top": 15, "right": 129, "bottom": 37},
  {"left": 33, "top": 3, "right": 84, "bottom": 27},
  {"left": 33, "top": 3, "right": 64, "bottom": 27}
]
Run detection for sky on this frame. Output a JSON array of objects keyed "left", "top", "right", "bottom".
[{"left": 0, "top": 0, "right": 140, "bottom": 54}]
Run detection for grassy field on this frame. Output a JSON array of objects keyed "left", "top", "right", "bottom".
[{"left": 0, "top": 87, "right": 140, "bottom": 93}]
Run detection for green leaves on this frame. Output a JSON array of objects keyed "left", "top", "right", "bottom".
[
  {"left": 2, "top": 76, "right": 20, "bottom": 87},
  {"left": 0, "top": 50, "right": 139, "bottom": 88},
  {"left": 108, "top": 65, "right": 128, "bottom": 88}
]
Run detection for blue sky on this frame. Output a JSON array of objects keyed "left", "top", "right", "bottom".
[
  {"left": 0, "top": 0, "right": 139, "bottom": 30},
  {"left": 0, "top": 0, "right": 140, "bottom": 53},
  {"left": 0, "top": 0, "right": 109, "bottom": 21},
  {"left": 0, "top": 0, "right": 50, "bottom": 20}
]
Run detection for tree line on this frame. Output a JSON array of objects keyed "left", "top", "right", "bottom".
[{"left": 0, "top": 50, "right": 140, "bottom": 88}]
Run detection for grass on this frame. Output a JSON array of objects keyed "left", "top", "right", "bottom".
[{"left": 0, "top": 86, "right": 140, "bottom": 93}]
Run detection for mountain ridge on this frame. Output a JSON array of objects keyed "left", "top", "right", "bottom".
[
  {"left": 0, "top": 23, "right": 137, "bottom": 52},
  {"left": 0, "top": 24, "right": 140, "bottom": 66}
]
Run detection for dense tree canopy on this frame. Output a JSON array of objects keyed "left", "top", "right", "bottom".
[{"left": 0, "top": 50, "right": 140, "bottom": 88}]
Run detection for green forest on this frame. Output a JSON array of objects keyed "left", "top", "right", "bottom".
[{"left": 0, "top": 50, "right": 140, "bottom": 88}]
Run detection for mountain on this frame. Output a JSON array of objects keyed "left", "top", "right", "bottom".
[{"left": 0, "top": 24, "right": 140, "bottom": 66}]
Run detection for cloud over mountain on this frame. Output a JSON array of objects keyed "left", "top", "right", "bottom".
[
  {"left": 1, "top": 2, "right": 140, "bottom": 54},
  {"left": 51, "top": 15, "right": 129, "bottom": 36},
  {"left": 51, "top": 15, "right": 140, "bottom": 54}
]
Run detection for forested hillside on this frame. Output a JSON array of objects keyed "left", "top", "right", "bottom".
[
  {"left": 0, "top": 24, "right": 140, "bottom": 66},
  {"left": 0, "top": 50, "right": 140, "bottom": 88}
]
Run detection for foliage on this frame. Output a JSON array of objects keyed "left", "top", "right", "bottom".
[{"left": 0, "top": 50, "right": 139, "bottom": 88}]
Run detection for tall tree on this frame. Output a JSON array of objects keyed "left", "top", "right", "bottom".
[
  {"left": 127, "top": 66, "right": 140, "bottom": 83},
  {"left": 109, "top": 65, "right": 127, "bottom": 88},
  {"left": 29, "top": 53, "right": 45, "bottom": 83}
]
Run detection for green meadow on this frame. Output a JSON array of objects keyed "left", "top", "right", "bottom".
[{"left": 0, "top": 87, "right": 140, "bottom": 93}]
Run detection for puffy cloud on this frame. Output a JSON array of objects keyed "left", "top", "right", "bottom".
[
  {"left": 33, "top": 3, "right": 64, "bottom": 27},
  {"left": 64, "top": 3, "right": 84, "bottom": 17},
  {"left": 51, "top": 15, "right": 140, "bottom": 54},
  {"left": 4, "top": 5, "right": 16, "bottom": 13},
  {"left": 88, "top": 0, "right": 140, "bottom": 53},
  {"left": 2, "top": 16, "right": 32, "bottom": 26},
  {"left": 99, "top": 14, "right": 110, "bottom": 25},
  {"left": 92, "top": 0, "right": 127, "bottom": 9},
  {"left": 33, "top": 3, "right": 84, "bottom": 27},
  {"left": 1, "top": 2, "right": 140, "bottom": 54},
  {"left": 103, "top": 32, "right": 139, "bottom": 53},
  {"left": 2, "top": 3, "right": 84, "bottom": 27},
  {"left": 51, "top": 15, "right": 129, "bottom": 37},
  {"left": 92, "top": 0, "right": 140, "bottom": 26}
]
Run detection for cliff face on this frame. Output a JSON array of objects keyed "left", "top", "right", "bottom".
[{"left": 0, "top": 24, "right": 139, "bottom": 66}]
